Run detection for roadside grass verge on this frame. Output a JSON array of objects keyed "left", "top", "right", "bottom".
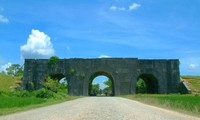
[
  {"left": 0, "top": 94, "right": 80, "bottom": 116},
  {"left": 120, "top": 94, "right": 200, "bottom": 117}
]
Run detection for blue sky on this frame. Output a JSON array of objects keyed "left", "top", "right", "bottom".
[{"left": 0, "top": 0, "right": 200, "bottom": 76}]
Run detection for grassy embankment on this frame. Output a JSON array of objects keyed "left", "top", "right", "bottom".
[
  {"left": 0, "top": 74, "right": 21, "bottom": 91},
  {"left": 181, "top": 76, "right": 200, "bottom": 94},
  {"left": 121, "top": 76, "right": 200, "bottom": 117},
  {"left": 0, "top": 74, "right": 80, "bottom": 115}
]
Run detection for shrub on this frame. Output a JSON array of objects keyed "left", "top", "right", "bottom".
[
  {"left": 26, "top": 81, "right": 35, "bottom": 91},
  {"left": 42, "top": 76, "right": 59, "bottom": 93},
  {"left": 34, "top": 88, "right": 55, "bottom": 98},
  {"left": 136, "top": 78, "right": 147, "bottom": 93},
  {"left": 57, "top": 83, "right": 67, "bottom": 93},
  {"left": 9, "top": 90, "right": 32, "bottom": 97}
]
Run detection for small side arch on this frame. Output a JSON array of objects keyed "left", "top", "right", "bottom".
[
  {"left": 44, "top": 72, "right": 69, "bottom": 93},
  {"left": 135, "top": 73, "right": 158, "bottom": 94}
]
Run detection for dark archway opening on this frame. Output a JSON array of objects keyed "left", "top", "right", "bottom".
[
  {"left": 136, "top": 74, "right": 158, "bottom": 94},
  {"left": 88, "top": 71, "right": 115, "bottom": 96},
  {"left": 45, "top": 73, "right": 69, "bottom": 94}
]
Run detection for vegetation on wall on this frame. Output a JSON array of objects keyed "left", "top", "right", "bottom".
[
  {"left": 69, "top": 67, "right": 75, "bottom": 75},
  {"left": 48, "top": 56, "right": 59, "bottom": 65}
]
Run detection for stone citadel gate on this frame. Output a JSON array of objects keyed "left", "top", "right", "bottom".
[{"left": 23, "top": 58, "right": 180, "bottom": 96}]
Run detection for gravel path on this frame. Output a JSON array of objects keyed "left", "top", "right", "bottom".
[{"left": 0, "top": 97, "right": 199, "bottom": 120}]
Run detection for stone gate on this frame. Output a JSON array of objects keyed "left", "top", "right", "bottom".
[{"left": 23, "top": 58, "right": 180, "bottom": 96}]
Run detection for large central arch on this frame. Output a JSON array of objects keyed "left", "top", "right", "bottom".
[{"left": 88, "top": 71, "right": 115, "bottom": 96}]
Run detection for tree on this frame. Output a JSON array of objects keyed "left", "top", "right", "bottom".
[
  {"left": 103, "top": 79, "right": 113, "bottom": 95},
  {"left": 136, "top": 78, "right": 147, "bottom": 93},
  {"left": 91, "top": 83, "right": 100, "bottom": 95},
  {"left": 6, "top": 64, "right": 23, "bottom": 76}
]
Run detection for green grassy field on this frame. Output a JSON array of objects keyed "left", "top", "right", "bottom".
[
  {"left": 121, "top": 94, "right": 200, "bottom": 117},
  {"left": 0, "top": 74, "right": 80, "bottom": 115},
  {"left": 181, "top": 76, "right": 200, "bottom": 94}
]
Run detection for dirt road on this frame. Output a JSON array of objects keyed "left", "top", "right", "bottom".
[{"left": 0, "top": 97, "right": 199, "bottom": 120}]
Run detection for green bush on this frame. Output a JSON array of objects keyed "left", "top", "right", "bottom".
[
  {"left": 42, "top": 76, "right": 68, "bottom": 93},
  {"left": 34, "top": 88, "right": 55, "bottom": 98},
  {"left": 42, "top": 76, "right": 59, "bottom": 93},
  {"left": 136, "top": 78, "right": 147, "bottom": 93},
  {"left": 48, "top": 56, "right": 59, "bottom": 65},
  {"left": 26, "top": 81, "right": 35, "bottom": 91},
  {"left": 57, "top": 83, "right": 67, "bottom": 93},
  {"left": 9, "top": 90, "right": 32, "bottom": 97}
]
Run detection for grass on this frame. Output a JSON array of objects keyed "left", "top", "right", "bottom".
[
  {"left": 0, "top": 74, "right": 21, "bottom": 91},
  {"left": 121, "top": 94, "right": 200, "bottom": 117},
  {"left": 0, "top": 74, "right": 81, "bottom": 116},
  {"left": 181, "top": 76, "right": 200, "bottom": 94},
  {"left": 0, "top": 94, "right": 80, "bottom": 115},
  {"left": 0, "top": 96, "right": 45, "bottom": 108}
]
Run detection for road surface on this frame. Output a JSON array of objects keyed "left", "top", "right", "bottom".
[{"left": 0, "top": 97, "right": 199, "bottom": 120}]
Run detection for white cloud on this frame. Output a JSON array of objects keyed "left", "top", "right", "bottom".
[
  {"left": 110, "top": 3, "right": 141, "bottom": 12},
  {"left": 189, "top": 64, "right": 198, "bottom": 70},
  {"left": 20, "top": 29, "right": 55, "bottom": 59},
  {"left": 180, "top": 58, "right": 200, "bottom": 75},
  {"left": 0, "top": 15, "right": 9, "bottom": 23},
  {"left": 129, "top": 3, "right": 141, "bottom": 10},
  {"left": 98, "top": 55, "right": 111, "bottom": 58},
  {"left": 110, "top": 6, "right": 126, "bottom": 11},
  {"left": 0, "top": 62, "right": 12, "bottom": 73}
]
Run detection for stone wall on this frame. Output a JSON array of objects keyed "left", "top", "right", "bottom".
[{"left": 23, "top": 58, "right": 180, "bottom": 96}]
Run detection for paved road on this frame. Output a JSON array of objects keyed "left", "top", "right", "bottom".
[{"left": 0, "top": 97, "right": 199, "bottom": 120}]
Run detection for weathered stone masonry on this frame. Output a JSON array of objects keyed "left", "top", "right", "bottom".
[{"left": 23, "top": 58, "right": 180, "bottom": 96}]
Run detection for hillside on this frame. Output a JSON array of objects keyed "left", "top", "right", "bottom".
[
  {"left": 0, "top": 74, "right": 22, "bottom": 91},
  {"left": 181, "top": 76, "right": 200, "bottom": 94}
]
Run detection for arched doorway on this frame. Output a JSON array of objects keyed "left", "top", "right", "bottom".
[
  {"left": 88, "top": 71, "right": 115, "bottom": 96},
  {"left": 136, "top": 73, "right": 158, "bottom": 94}
]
